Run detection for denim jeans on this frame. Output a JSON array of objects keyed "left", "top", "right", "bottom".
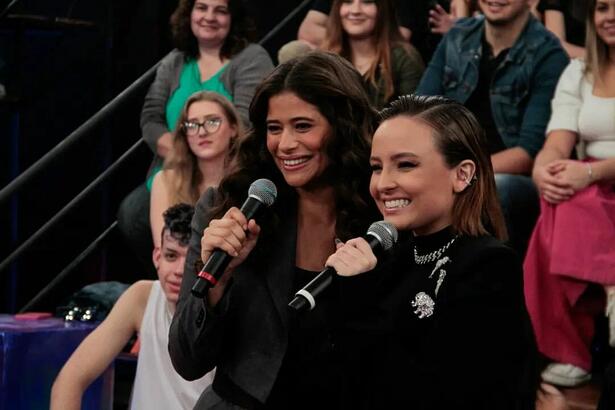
[{"left": 495, "top": 173, "right": 539, "bottom": 256}]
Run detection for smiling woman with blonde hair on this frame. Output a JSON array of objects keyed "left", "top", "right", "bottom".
[{"left": 525, "top": 0, "right": 615, "bottom": 388}]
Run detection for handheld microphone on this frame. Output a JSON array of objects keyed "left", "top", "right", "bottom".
[
  {"left": 288, "top": 221, "right": 398, "bottom": 312},
  {"left": 191, "top": 179, "right": 277, "bottom": 298}
]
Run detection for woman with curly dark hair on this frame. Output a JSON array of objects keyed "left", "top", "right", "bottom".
[{"left": 168, "top": 51, "right": 380, "bottom": 409}]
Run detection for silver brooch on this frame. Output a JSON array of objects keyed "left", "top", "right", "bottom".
[{"left": 411, "top": 292, "right": 435, "bottom": 319}]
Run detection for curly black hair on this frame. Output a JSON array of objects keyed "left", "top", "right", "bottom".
[
  {"left": 211, "top": 52, "right": 380, "bottom": 261},
  {"left": 170, "top": 0, "right": 256, "bottom": 60},
  {"left": 162, "top": 203, "right": 195, "bottom": 246}
]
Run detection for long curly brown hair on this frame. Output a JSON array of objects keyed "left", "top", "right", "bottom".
[
  {"left": 170, "top": 0, "right": 256, "bottom": 60},
  {"left": 211, "top": 51, "right": 380, "bottom": 260}
]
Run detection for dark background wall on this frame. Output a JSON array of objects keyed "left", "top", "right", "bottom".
[{"left": 0, "top": 0, "right": 307, "bottom": 313}]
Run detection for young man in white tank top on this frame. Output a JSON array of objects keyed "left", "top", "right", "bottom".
[{"left": 51, "top": 204, "right": 213, "bottom": 409}]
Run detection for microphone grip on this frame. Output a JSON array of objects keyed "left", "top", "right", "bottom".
[
  {"left": 191, "top": 196, "right": 264, "bottom": 298},
  {"left": 288, "top": 267, "right": 335, "bottom": 312},
  {"left": 191, "top": 250, "right": 232, "bottom": 298},
  {"left": 288, "top": 233, "right": 387, "bottom": 312}
]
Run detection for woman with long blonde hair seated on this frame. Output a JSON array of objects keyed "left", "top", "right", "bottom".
[
  {"left": 150, "top": 91, "right": 242, "bottom": 248},
  {"left": 524, "top": 0, "right": 615, "bottom": 388}
]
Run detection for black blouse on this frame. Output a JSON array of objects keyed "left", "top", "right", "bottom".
[
  {"left": 336, "top": 227, "right": 538, "bottom": 410},
  {"left": 265, "top": 266, "right": 342, "bottom": 409}
]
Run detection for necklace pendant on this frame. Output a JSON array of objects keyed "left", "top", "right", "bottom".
[
  {"left": 435, "top": 269, "right": 447, "bottom": 296},
  {"left": 411, "top": 292, "right": 435, "bottom": 319},
  {"left": 429, "top": 256, "right": 451, "bottom": 278}
]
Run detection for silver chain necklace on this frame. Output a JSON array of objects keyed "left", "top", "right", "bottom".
[{"left": 413, "top": 236, "right": 457, "bottom": 265}]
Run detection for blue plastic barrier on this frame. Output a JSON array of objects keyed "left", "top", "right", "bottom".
[{"left": 0, "top": 315, "right": 113, "bottom": 410}]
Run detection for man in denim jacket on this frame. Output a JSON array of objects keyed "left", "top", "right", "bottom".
[{"left": 416, "top": 0, "right": 569, "bottom": 253}]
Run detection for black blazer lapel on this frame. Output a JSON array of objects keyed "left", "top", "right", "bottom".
[{"left": 264, "top": 211, "right": 297, "bottom": 330}]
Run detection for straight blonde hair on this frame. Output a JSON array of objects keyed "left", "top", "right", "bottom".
[
  {"left": 585, "top": 0, "right": 611, "bottom": 83},
  {"left": 164, "top": 91, "right": 243, "bottom": 205}
]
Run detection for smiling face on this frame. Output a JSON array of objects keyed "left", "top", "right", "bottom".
[
  {"left": 340, "top": 0, "right": 378, "bottom": 40},
  {"left": 595, "top": 0, "right": 615, "bottom": 47},
  {"left": 266, "top": 92, "right": 331, "bottom": 190},
  {"left": 190, "top": 0, "right": 231, "bottom": 48},
  {"left": 153, "top": 232, "right": 188, "bottom": 305},
  {"left": 369, "top": 116, "right": 459, "bottom": 235},
  {"left": 478, "top": 0, "right": 531, "bottom": 26},
  {"left": 184, "top": 99, "right": 235, "bottom": 162}
]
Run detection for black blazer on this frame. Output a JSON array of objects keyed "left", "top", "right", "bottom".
[
  {"left": 168, "top": 189, "right": 300, "bottom": 405},
  {"left": 336, "top": 234, "right": 539, "bottom": 410}
]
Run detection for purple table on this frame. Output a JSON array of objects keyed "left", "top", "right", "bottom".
[{"left": 0, "top": 315, "right": 113, "bottom": 410}]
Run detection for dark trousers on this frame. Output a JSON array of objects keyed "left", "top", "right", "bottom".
[
  {"left": 495, "top": 173, "right": 539, "bottom": 257},
  {"left": 117, "top": 183, "right": 156, "bottom": 277}
]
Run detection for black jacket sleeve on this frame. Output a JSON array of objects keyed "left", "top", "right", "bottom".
[{"left": 168, "top": 188, "right": 232, "bottom": 380}]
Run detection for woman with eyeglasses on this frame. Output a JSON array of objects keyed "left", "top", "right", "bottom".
[
  {"left": 150, "top": 91, "right": 243, "bottom": 248},
  {"left": 142, "top": 0, "right": 272, "bottom": 170},
  {"left": 117, "top": 0, "right": 273, "bottom": 271}
]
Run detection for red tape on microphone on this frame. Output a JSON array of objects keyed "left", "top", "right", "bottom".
[{"left": 197, "top": 271, "right": 218, "bottom": 286}]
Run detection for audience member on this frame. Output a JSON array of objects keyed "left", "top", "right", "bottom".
[
  {"left": 168, "top": 52, "right": 380, "bottom": 408},
  {"left": 118, "top": 0, "right": 273, "bottom": 272},
  {"left": 416, "top": 0, "right": 569, "bottom": 253},
  {"left": 51, "top": 204, "right": 213, "bottom": 410},
  {"left": 327, "top": 95, "right": 538, "bottom": 409},
  {"left": 429, "top": 0, "right": 480, "bottom": 35},
  {"left": 296, "top": 0, "right": 450, "bottom": 62},
  {"left": 539, "top": 0, "right": 588, "bottom": 58},
  {"left": 430, "top": 0, "right": 541, "bottom": 35},
  {"left": 150, "top": 91, "right": 243, "bottom": 248},
  {"left": 321, "top": 0, "right": 424, "bottom": 108},
  {"left": 298, "top": 0, "right": 411, "bottom": 48},
  {"left": 524, "top": 0, "right": 615, "bottom": 387}
]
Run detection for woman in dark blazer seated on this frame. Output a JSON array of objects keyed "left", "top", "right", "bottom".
[
  {"left": 326, "top": 95, "right": 538, "bottom": 409},
  {"left": 168, "top": 52, "right": 379, "bottom": 409}
]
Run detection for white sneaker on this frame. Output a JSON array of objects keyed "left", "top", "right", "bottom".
[
  {"left": 606, "top": 289, "right": 615, "bottom": 348},
  {"left": 541, "top": 363, "right": 591, "bottom": 387}
]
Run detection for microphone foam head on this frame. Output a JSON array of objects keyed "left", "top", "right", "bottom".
[
  {"left": 249, "top": 179, "right": 277, "bottom": 207},
  {"left": 367, "top": 221, "right": 398, "bottom": 251}
]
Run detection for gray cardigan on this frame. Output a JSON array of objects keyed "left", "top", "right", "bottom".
[{"left": 140, "top": 44, "right": 274, "bottom": 159}]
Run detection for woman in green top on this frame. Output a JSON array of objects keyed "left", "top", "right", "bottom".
[
  {"left": 141, "top": 0, "right": 274, "bottom": 179},
  {"left": 321, "top": 0, "right": 424, "bottom": 109},
  {"left": 118, "top": 0, "right": 273, "bottom": 273}
]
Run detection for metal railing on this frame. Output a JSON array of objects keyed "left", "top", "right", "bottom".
[
  {"left": 0, "top": 0, "right": 19, "bottom": 20},
  {"left": 0, "top": 0, "right": 311, "bottom": 312}
]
